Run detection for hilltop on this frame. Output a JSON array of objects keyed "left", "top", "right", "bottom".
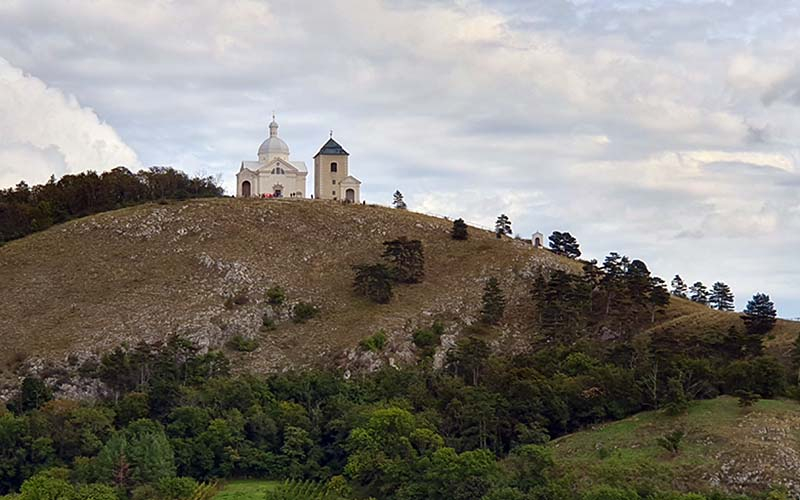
[
  {"left": 552, "top": 396, "right": 800, "bottom": 497},
  {"left": 0, "top": 198, "right": 796, "bottom": 379}
]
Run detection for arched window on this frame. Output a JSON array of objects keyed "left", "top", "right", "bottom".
[
  {"left": 271, "top": 167, "right": 285, "bottom": 175},
  {"left": 330, "top": 162, "right": 338, "bottom": 173}
]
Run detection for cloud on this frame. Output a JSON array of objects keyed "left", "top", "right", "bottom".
[{"left": 0, "top": 57, "right": 140, "bottom": 187}]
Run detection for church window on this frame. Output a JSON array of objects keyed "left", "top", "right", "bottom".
[
  {"left": 330, "top": 162, "right": 338, "bottom": 172},
  {"left": 271, "top": 167, "right": 285, "bottom": 175},
  {"left": 332, "top": 180, "right": 336, "bottom": 184},
  {"left": 332, "top": 191, "right": 336, "bottom": 196}
]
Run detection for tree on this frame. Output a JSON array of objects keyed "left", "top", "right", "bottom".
[
  {"left": 451, "top": 218, "right": 468, "bottom": 240},
  {"left": 382, "top": 237, "right": 424, "bottom": 283},
  {"left": 548, "top": 231, "right": 581, "bottom": 258},
  {"left": 13, "top": 377, "right": 52, "bottom": 413},
  {"left": 689, "top": 282, "right": 709, "bottom": 305},
  {"left": 741, "top": 293, "right": 777, "bottom": 336},
  {"left": 670, "top": 275, "right": 688, "bottom": 298},
  {"left": 392, "top": 190, "right": 407, "bottom": 209},
  {"left": 494, "top": 214, "right": 511, "bottom": 239},
  {"left": 709, "top": 282, "right": 735, "bottom": 311},
  {"left": 647, "top": 277, "right": 671, "bottom": 323},
  {"left": 656, "top": 429, "right": 685, "bottom": 455},
  {"left": 479, "top": 277, "right": 506, "bottom": 325},
  {"left": 352, "top": 264, "right": 394, "bottom": 304}
]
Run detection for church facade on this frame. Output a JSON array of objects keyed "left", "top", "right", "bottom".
[
  {"left": 237, "top": 117, "right": 361, "bottom": 202},
  {"left": 236, "top": 117, "right": 308, "bottom": 198}
]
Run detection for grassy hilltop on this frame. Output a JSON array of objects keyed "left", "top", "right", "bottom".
[{"left": 0, "top": 197, "right": 796, "bottom": 375}]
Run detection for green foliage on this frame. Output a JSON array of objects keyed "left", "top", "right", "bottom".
[
  {"left": 709, "top": 282, "right": 734, "bottom": 311},
  {"left": 392, "top": 191, "right": 407, "bottom": 210},
  {"left": 265, "top": 286, "right": 286, "bottom": 306},
  {"left": 155, "top": 476, "right": 199, "bottom": 500},
  {"left": 656, "top": 429, "right": 685, "bottom": 455},
  {"left": 451, "top": 218, "right": 468, "bottom": 240},
  {"left": 689, "top": 282, "right": 709, "bottom": 305},
  {"left": 265, "top": 479, "right": 341, "bottom": 500},
  {"left": 352, "top": 264, "right": 394, "bottom": 304},
  {"left": 261, "top": 314, "right": 277, "bottom": 332},
  {"left": 670, "top": 275, "right": 688, "bottom": 298},
  {"left": 583, "top": 485, "right": 640, "bottom": 500},
  {"left": 721, "top": 357, "right": 786, "bottom": 398},
  {"left": 479, "top": 277, "right": 506, "bottom": 325},
  {"left": 359, "top": 331, "right": 387, "bottom": 353},
  {"left": 382, "top": 237, "right": 425, "bottom": 284},
  {"left": 494, "top": 214, "right": 511, "bottom": 238},
  {"left": 13, "top": 378, "right": 52, "bottom": 414},
  {"left": 291, "top": 302, "right": 319, "bottom": 323},
  {"left": 741, "top": 293, "right": 777, "bottom": 337},
  {"left": 227, "top": 335, "right": 259, "bottom": 352},
  {"left": 548, "top": 231, "right": 581, "bottom": 258},
  {"left": 412, "top": 322, "right": 444, "bottom": 357},
  {"left": 735, "top": 390, "right": 760, "bottom": 408}
]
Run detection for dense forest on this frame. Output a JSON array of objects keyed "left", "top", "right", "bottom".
[{"left": 0, "top": 167, "right": 223, "bottom": 243}]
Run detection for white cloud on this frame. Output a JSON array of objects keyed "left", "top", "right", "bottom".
[{"left": 0, "top": 57, "right": 140, "bottom": 187}]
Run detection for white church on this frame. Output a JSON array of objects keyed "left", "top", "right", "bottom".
[{"left": 236, "top": 116, "right": 361, "bottom": 202}]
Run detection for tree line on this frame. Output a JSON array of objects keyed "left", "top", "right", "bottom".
[{"left": 0, "top": 167, "right": 223, "bottom": 243}]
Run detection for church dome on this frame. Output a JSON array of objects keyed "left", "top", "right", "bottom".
[{"left": 257, "top": 117, "right": 290, "bottom": 160}]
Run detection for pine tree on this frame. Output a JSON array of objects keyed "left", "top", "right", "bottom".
[
  {"left": 741, "top": 293, "right": 777, "bottom": 336},
  {"left": 670, "top": 275, "right": 688, "bottom": 298},
  {"left": 548, "top": 231, "right": 581, "bottom": 258},
  {"left": 392, "top": 190, "right": 407, "bottom": 209},
  {"left": 709, "top": 281, "right": 734, "bottom": 311},
  {"left": 451, "top": 218, "right": 468, "bottom": 240},
  {"left": 495, "top": 214, "right": 512, "bottom": 239},
  {"left": 480, "top": 277, "right": 506, "bottom": 325},
  {"left": 689, "top": 282, "right": 709, "bottom": 305},
  {"left": 648, "top": 277, "right": 671, "bottom": 323},
  {"left": 352, "top": 264, "right": 394, "bottom": 303},
  {"left": 382, "top": 237, "right": 424, "bottom": 283}
]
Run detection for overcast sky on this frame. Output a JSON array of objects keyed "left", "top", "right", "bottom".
[{"left": 1, "top": 0, "right": 800, "bottom": 316}]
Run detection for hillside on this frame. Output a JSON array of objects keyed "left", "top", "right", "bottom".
[
  {"left": 0, "top": 198, "right": 795, "bottom": 377},
  {"left": 551, "top": 396, "right": 800, "bottom": 497}
]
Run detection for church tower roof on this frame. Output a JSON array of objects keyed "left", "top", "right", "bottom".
[
  {"left": 314, "top": 137, "right": 349, "bottom": 158},
  {"left": 258, "top": 114, "right": 290, "bottom": 160}
]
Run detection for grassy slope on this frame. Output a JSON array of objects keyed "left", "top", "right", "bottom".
[
  {"left": 552, "top": 396, "right": 800, "bottom": 496},
  {"left": 0, "top": 198, "right": 793, "bottom": 373},
  {"left": 212, "top": 480, "right": 281, "bottom": 499}
]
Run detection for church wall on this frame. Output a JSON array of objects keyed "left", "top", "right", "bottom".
[{"left": 314, "top": 154, "right": 349, "bottom": 200}]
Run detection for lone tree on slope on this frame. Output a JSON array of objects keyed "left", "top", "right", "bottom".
[
  {"left": 671, "top": 275, "right": 688, "bottom": 298},
  {"left": 648, "top": 277, "right": 671, "bottom": 323},
  {"left": 548, "top": 231, "right": 581, "bottom": 259},
  {"left": 382, "top": 237, "right": 424, "bottom": 283},
  {"left": 451, "top": 218, "right": 468, "bottom": 240},
  {"left": 741, "top": 293, "right": 777, "bottom": 336},
  {"left": 480, "top": 277, "right": 506, "bottom": 325},
  {"left": 352, "top": 263, "right": 394, "bottom": 304},
  {"left": 709, "top": 281, "right": 735, "bottom": 311},
  {"left": 392, "top": 190, "right": 407, "bottom": 209},
  {"left": 689, "top": 282, "right": 709, "bottom": 305},
  {"left": 495, "top": 214, "right": 512, "bottom": 239}
]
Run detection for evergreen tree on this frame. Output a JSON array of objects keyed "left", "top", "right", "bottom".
[
  {"left": 480, "top": 277, "right": 506, "bottom": 325},
  {"left": 709, "top": 282, "right": 735, "bottom": 311},
  {"left": 548, "top": 231, "right": 581, "bottom": 258},
  {"left": 382, "top": 237, "right": 424, "bottom": 283},
  {"left": 689, "top": 282, "right": 709, "bottom": 305},
  {"left": 648, "top": 277, "right": 671, "bottom": 323},
  {"left": 451, "top": 218, "right": 468, "bottom": 240},
  {"left": 392, "top": 190, "right": 407, "bottom": 209},
  {"left": 352, "top": 264, "right": 394, "bottom": 304},
  {"left": 670, "top": 275, "right": 688, "bottom": 298},
  {"left": 495, "top": 214, "right": 512, "bottom": 239},
  {"left": 741, "top": 293, "right": 777, "bottom": 336}
]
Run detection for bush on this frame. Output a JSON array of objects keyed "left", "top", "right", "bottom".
[
  {"left": 360, "top": 331, "right": 387, "bottom": 353},
  {"left": 451, "top": 218, "right": 468, "bottom": 240},
  {"left": 412, "top": 322, "right": 444, "bottom": 357},
  {"left": 156, "top": 476, "right": 199, "bottom": 500},
  {"left": 227, "top": 335, "right": 259, "bottom": 352},
  {"left": 656, "top": 429, "right": 685, "bottom": 455},
  {"left": 352, "top": 263, "right": 394, "bottom": 304},
  {"left": 266, "top": 286, "right": 286, "bottom": 306},
  {"left": 261, "top": 313, "right": 277, "bottom": 332},
  {"left": 292, "top": 302, "right": 319, "bottom": 323}
]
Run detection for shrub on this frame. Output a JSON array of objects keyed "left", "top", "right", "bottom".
[
  {"left": 353, "top": 263, "right": 394, "bottom": 304},
  {"left": 227, "top": 335, "right": 259, "bottom": 352},
  {"left": 412, "top": 322, "right": 444, "bottom": 357},
  {"left": 360, "top": 331, "right": 387, "bottom": 353},
  {"left": 656, "top": 429, "right": 685, "bottom": 455},
  {"left": 261, "top": 313, "right": 277, "bottom": 332},
  {"left": 266, "top": 286, "right": 286, "bottom": 306},
  {"left": 156, "top": 476, "right": 199, "bottom": 500},
  {"left": 451, "top": 218, "right": 468, "bottom": 240},
  {"left": 292, "top": 302, "right": 319, "bottom": 323}
]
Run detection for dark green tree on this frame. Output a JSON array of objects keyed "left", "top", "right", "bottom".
[
  {"left": 352, "top": 264, "right": 394, "bottom": 304},
  {"left": 494, "top": 214, "right": 512, "bottom": 239},
  {"left": 709, "top": 281, "right": 735, "bottom": 311},
  {"left": 670, "top": 275, "right": 688, "bottom": 298},
  {"left": 479, "top": 277, "right": 506, "bottom": 325},
  {"left": 451, "top": 218, "right": 468, "bottom": 240},
  {"left": 741, "top": 293, "right": 777, "bottom": 336},
  {"left": 689, "top": 282, "right": 709, "bottom": 305},
  {"left": 382, "top": 237, "right": 424, "bottom": 283},
  {"left": 14, "top": 377, "right": 52, "bottom": 413},
  {"left": 648, "top": 277, "right": 671, "bottom": 323},
  {"left": 392, "top": 190, "right": 407, "bottom": 209},
  {"left": 548, "top": 231, "right": 581, "bottom": 258}
]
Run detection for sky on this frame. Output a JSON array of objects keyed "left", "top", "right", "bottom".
[{"left": 1, "top": 0, "right": 800, "bottom": 316}]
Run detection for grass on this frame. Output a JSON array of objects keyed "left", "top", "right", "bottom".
[
  {"left": 551, "top": 396, "right": 800, "bottom": 496},
  {"left": 212, "top": 479, "right": 281, "bottom": 499}
]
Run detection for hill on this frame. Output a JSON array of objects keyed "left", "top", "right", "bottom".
[
  {"left": 0, "top": 198, "right": 796, "bottom": 379},
  {"left": 551, "top": 396, "right": 800, "bottom": 497}
]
